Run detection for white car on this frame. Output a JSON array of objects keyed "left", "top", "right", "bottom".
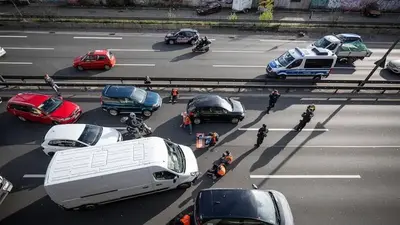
[
  {"left": 41, "top": 124, "right": 123, "bottom": 156},
  {"left": 387, "top": 59, "right": 400, "bottom": 74},
  {"left": 0, "top": 47, "right": 6, "bottom": 57}
]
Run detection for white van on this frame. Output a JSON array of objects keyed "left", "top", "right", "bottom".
[
  {"left": 44, "top": 137, "right": 199, "bottom": 210},
  {"left": 266, "top": 47, "right": 338, "bottom": 80}
]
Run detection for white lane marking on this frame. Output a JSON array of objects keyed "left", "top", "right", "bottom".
[
  {"left": 213, "top": 65, "right": 265, "bottom": 68},
  {"left": 369, "top": 49, "right": 400, "bottom": 54},
  {"left": 238, "top": 128, "right": 329, "bottom": 132},
  {"left": 3, "top": 47, "right": 54, "bottom": 50},
  {"left": 250, "top": 175, "right": 361, "bottom": 179},
  {"left": 109, "top": 49, "right": 159, "bottom": 52},
  {"left": 260, "top": 39, "right": 307, "bottom": 43},
  {"left": 0, "top": 35, "right": 27, "bottom": 38},
  {"left": 0, "top": 62, "right": 33, "bottom": 65},
  {"left": 73, "top": 36, "right": 123, "bottom": 40},
  {"left": 212, "top": 50, "right": 264, "bottom": 53},
  {"left": 209, "top": 39, "right": 216, "bottom": 41},
  {"left": 23, "top": 174, "right": 46, "bottom": 178},
  {"left": 116, "top": 63, "right": 155, "bottom": 67}
]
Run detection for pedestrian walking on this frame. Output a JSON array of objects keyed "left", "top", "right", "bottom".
[
  {"left": 255, "top": 124, "right": 268, "bottom": 147},
  {"left": 44, "top": 74, "right": 60, "bottom": 96},
  {"left": 144, "top": 76, "right": 152, "bottom": 90},
  {"left": 266, "top": 89, "right": 280, "bottom": 114},
  {"left": 182, "top": 114, "right": 193, "bottom": 135}
]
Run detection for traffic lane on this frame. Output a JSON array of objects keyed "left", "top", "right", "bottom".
[
  {"left": 194, "top": 146, "right": 400, "bottom": 225},
  {"left": 1, "top": 32, "right": 399, "bottom": 50},
  {"left": 0, "top": 61, "right": 385, "bottom": 80}
]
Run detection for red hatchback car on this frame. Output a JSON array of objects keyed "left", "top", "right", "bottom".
[
  {"left": 7, "top": 93, "right": 82, "bottom": 125},
  {"left": 73, "top": 49, "right": 116, "bottom": 71}
]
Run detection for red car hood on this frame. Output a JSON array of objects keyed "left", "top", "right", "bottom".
[
  {"left": 50, "top": 101, "right": 79, "bottom": 118},
  {"left": 74, "top": 56, "right": 83, "bottom": 63}
]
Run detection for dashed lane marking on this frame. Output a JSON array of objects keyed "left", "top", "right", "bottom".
[{"left": 250, "top": 175, "right": 362, "bottom": 179}]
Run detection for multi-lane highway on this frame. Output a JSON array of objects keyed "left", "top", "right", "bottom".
[
  {"left": 0, "top": 92, "right": 400, "bottom": 225},
  {"left": 0, "top": 30, "right": 399, "bottom": 80}
]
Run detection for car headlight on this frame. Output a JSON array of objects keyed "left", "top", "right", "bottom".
[
  {"left": 191, "top": 172, "right": 199, "bottom": 176},
  {"left": 152, "top": 103, "right": 159, "bottom": 107}
]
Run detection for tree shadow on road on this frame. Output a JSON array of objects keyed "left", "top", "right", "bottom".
[
  {"left": 0, "top": 147, "right": 50, "bottom": 193},
  {"left": 52, "top": 67, "right": 106, "bottom": 78},
  {"left": 170, "top": 52, "right": 202, "bottom": 62},
  {"left": 152, "top": 42, "right": 190, "bottom": 52},
  {"left": 0, "top": 189, "right": 186, "bottom": 225}
]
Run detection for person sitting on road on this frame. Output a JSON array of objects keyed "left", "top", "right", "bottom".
[
  {"left": 221, "top": 150, "right": 233, "bottom": 165},
  {"left": 128, "top": 112, "right": 142, "bottom": 127},
  {"left": 204, "top": 132, "right": 219, "bottom": 146},
  {"left": 208, "top": 163, "right": 226, "bottom": 179}
]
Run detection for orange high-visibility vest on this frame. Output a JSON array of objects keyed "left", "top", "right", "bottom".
[
  {"left": 184, "top": 116, "right": 191, "bottom": 125},
  {"left": 217, "top": 164, "right": 226, "bottom": 176},
  {"left": 172, "top": 89, "right": 178, "bottom": 96},
  {"left": 180, "top": 214, "right": 191, "bottom": 225},
  {"left": 225, "top": 155, "right": 233, "bottom": 164}
]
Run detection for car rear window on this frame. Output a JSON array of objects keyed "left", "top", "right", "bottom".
[{"left": 78, "top": 125, "right": 103, "bottom": 145}]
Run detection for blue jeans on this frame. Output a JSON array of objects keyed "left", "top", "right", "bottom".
[{"left": 184, "top": 123, "right": 192, "bottom": 134}]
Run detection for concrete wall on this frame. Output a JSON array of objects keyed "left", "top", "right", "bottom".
[{"left": 309, "top": 0, "right": 400, "bottom": 11}]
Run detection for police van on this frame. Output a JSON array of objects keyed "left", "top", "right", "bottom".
[{"left": 266, "top": 47, "right": 338, "bottom": 80}]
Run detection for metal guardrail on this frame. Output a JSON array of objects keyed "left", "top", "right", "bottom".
[
  {"left": 2, "top": 75, "right": 400, "bottom": 85},
  {"left": 1, "top": 82, "right": 399, "bottom": 94},
  {"left": 0, "top": 14, "right": 399, "bottom": 26}
]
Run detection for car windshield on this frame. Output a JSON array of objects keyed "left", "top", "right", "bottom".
[
  {"left": 277, "top": 51, "right": 295, "bottom": 67},
  {"left": 131, "top": 88, "right": 147, "bottom": 103},
  {"left": 38, "top": 97, "right": 63, "bottom": 114},
  {"left": 313, "top": 37, "right": 332, "bottom": 48},
  {"left": 78, "top": 124, "right": 103, "bottom": 145},
  {"left": 106, "top": 51, "right": 113, "bottom": 59},
  {"left": 164, "top": 139, "right": 185, "bottom": 173},
  {"left": 200, "top": 219, "right": 272, "bottom": 225}
]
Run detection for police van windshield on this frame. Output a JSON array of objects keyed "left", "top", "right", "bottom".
[
  {"left": 164, "top": 140, "right": 186, "bottom": 173},
  {"left": 313, "top": 38, "right": 332, "bottom": 48},
  {"left": 277, "top": 51, "right": 295, "bottom": 67}
]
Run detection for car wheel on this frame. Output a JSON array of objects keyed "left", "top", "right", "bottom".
[
  {"left": 177, "top": 182, "right": 192, "bottom": 189},
  {"left": 77, "top": 65, "right": 84, "bottom": 71},
  {"left": 48, "top": 152, "right": 55, "bottom": 157},
  {"left": 18, "top": 116, "right": 26, "bottom": 122},
  {"left": 85, "top": 204, "right": 96, "bottom": 210},
  {"left": 231, "top": 118, "right": 239, "bottom": 124},
  {"left": 142, "top": 110, "right": 152, "bottom": 117},
  {"left": 104, "top": 65, "right": 111, "bottom": 70},
  {"left": 190, "top": 39, "right": 197, "bottom": 45},
  {"left": 108, "top": 109, "right": 119, "bottom": 116},
  {"left": 52, "top": 121, "right": 60, "bottom": 125},
  {"left": 169, "top": 40, "right": 175, "bottom": 45},
  {"left": 193, "top": 118, "right": 201, "bottom": 124}
]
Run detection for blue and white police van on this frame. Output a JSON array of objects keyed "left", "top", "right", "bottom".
[{"left": 266, "top": 47, "right": 338, "bottom": 80}]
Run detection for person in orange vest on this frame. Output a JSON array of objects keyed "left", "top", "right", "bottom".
[
  {"left": 221, "top": 150, "right": 233, "bottom": 165},
  {"left": 178, "top": 213, "right": 192, "bottom": 225},
  {"left": 169, "top": 88, "right": 179, "bottom": 103},
  {"left": 183, "top": 115, "right": 192, "bottom": 135}
]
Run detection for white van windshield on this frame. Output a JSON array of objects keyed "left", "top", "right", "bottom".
[
  {"left": 277, "top": 51, "right": 295, "bottom": 67},
  {"left": 164, "top": 140, "right": 185, "bottom": 173}
]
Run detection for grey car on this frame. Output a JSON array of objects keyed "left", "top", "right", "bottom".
[
  {"left": 386, "top": 59, "right": 400, "bottom": 74},
  {"left": 194, "top": 188, "right": 294, "bottom": 225}
]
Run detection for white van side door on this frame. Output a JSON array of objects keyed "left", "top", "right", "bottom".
[{"left": 152, "top": 171, "right": 178, "bottom": 191}]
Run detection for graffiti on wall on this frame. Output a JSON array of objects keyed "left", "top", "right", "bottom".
[{"left": 309, "top": 0, "right": 400, "bottom": 11}]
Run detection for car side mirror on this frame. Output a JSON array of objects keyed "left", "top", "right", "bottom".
[{"left": 173, "top": 176, "right": 179, "bottom": 183}]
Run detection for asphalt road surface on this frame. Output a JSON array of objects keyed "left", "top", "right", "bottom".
[
  {"left": 0, "top": 94, "right": 400, "bottom": 225},
  {"left": 0, "top": 30, "right": 399, "bottom": 80}
]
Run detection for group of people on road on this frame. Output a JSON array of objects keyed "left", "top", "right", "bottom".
[{"left": 254, "top": 90, "right": 316, "bottom": 147}]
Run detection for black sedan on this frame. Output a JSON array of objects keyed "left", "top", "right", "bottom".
[
  {"left": 196, "top": 2, "right": 222, "bottom": 15},
  {"left": 164, "top": 28, "right": 199, "bottom": 45},
  {"left": 186, "top": 94, "right": 245, "bottom": 124}
]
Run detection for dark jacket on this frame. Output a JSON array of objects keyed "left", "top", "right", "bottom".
[
  {"left": 301, "top": 111, "right": 314, "bottom": 123},
  {"left": 257, "top": 127, "right": 268, "bottom": 138},
  {"left": 269, "top": 93, "right": 280, "bottom": 103}
]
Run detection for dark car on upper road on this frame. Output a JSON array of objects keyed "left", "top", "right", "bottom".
[
  {"left": 362, "top": 2, "right": 381, "bottom": 17},
  {"left": 164, "top": 28, "right": 200, "bottom": 45},
  {"left": 196, "top": 2, "right": 222, "bottom": 15},
  {"left": 101, "top": 85, "right": 162, "bottom": 117},
  {"left": 186, "top": 94, "right": 245, "bottom": 125},
  {"left": 194, "top": 188, "right": 294, "bottom": 225}
]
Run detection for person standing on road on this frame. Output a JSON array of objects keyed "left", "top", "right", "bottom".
[
  {"left": 182, "top": 114, "right": 193, "bottom": 135},
  {"left": 266, "top": 89, "right": 280, "bottom": 114},
  {"left": 255, "top": 124, "right": 268, "bottom": 147},
  {"left": 144, "top": 76, "right": 152, "bottom": 90},
  {"left": 44, "top": 74, "right": 60, "bottom": 96},
  {"left": 295, "top": 105, "right": 315, "bottom": 131}
]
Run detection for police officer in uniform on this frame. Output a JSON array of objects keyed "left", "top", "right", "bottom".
[{"left": 255, "top": 124, "right": 268, "bottom": 147}]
